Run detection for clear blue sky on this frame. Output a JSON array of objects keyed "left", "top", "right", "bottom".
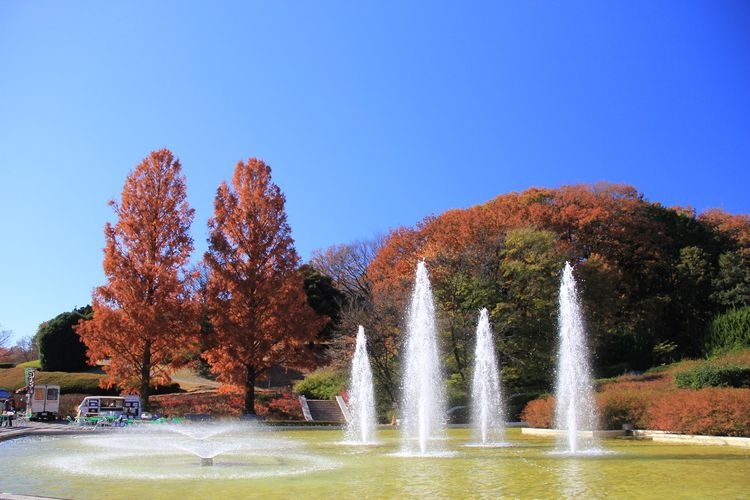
[{"left": 1, "top": 1, "right": 749, "bottom": 343}]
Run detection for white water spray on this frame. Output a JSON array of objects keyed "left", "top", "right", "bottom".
[
  {"left": 400, "top": 261, "right": 446, "bottom": 455},
  {"left": 345, "top": 326, "right": 378, "bottom": 444},
  {"left": 554, "top": 262, "right": 599, "bottom": 453},
  {"left": 470, "top": 308, "right": 506, "bottom": 445}
]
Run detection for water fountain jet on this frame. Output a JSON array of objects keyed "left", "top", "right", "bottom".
[
  {"left": 470, "top": 308, "right": 507, "bottom": 446},
  {"left": 345, "top": 325, "right": 378, "bottom": 444},
  {"left": 400, "top": 261, "right": 447, "bottom": 455},
  {"left": 554, "top": 262, "right": 599, "bottom": 454}
]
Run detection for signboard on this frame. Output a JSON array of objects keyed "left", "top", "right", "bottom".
[{"left": 25, "top": 367, "right": 35, "bottom": 418}]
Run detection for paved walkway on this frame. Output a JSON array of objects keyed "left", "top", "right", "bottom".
[{"left": 0, "top": 419, "right": 77, "bottom": 443}]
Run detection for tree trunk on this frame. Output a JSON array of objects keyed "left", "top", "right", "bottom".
[
  {"left": 244, "top": 365, "right": 256, "bottom": 415},
  {"left": 140, "top": 338, "right": 152, "bottom": 411}
]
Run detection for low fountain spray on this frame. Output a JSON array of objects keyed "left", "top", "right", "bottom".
[
  {"left": 554, "top": 262, "right": 599, "bottom": 453},
  {"left": 345, "top": 325, "right": 377, "bottom": 444},
  {"left": 400, "top": 261, "right": 446, "bottom": 455},
  {"left": 470, "top": 308, "right": 506, "bottom": 445}
]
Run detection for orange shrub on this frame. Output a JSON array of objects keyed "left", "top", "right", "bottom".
[
  {"left": 520, "top": 353, "right": 750, "bottom": 435},
  {"left": 149, "top": 390, "right": 306, "bottom": 419},
  {"left": 598, "top": 371, "right": 673, "bottom": 392},
  {"left": 647, "top": 388, "right": 750, "bottom": 437},
  {"left": 596, "top": 387, "right": 658, "bottom": 429},
  {"left": 520, "top": 395, "right": 555, "bottom": 428},
  {"left": 151, "top": 391, "right": 244, "bottom": 417},
  {"left": 596, "top": 372, "right": 668, "bottom": 429},
  {"left": 266, "top": 393, "right": 303, "bottom": 420},
  {"left": 523, "top": 388, "right": 659, "bottom": 430}
]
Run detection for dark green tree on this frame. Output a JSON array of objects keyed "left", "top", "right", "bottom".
[
  {"left": 493, "top": 228, "right": 567, "bottom": 389},
  {"left": 705, "top": 306, "right": 750, "bottom": 354},
  {"left": 300, "top": 263, "right": 344, "bottom": 342},
  {"left": 712, "top": 251, "right": 750, "bottom": 309},
  {"left": 672, "top": 246, "right": 715, "bottom": 356},
  {"left": 38, "top": 306, "right": 92, "bottom": 372}
]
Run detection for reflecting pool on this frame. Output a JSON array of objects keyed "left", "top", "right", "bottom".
[{"left": 1, "top": 427, "right": 748, "bottom": 499}]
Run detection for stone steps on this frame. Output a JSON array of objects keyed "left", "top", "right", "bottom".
[{"left": 305, "top": 399, "right": 346, "bottom": 422}]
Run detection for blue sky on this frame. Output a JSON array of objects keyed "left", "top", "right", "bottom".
[{"left": 1, "top": 1, "right": 749, "bottom": 343}]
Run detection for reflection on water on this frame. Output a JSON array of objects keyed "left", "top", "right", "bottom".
[
  {"left": 558, "top": 459, "right": 586, "bottom": 499},
  {"left": 396, "top": 453, "right": 507, "bottom": 499},
  {"left": 467, "top": 455, "right": 506, "bottom": 499},
  {"left": 397, "top": 456, "right": 447, "bottom": 498}
]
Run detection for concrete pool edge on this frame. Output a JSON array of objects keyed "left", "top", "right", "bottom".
[
  {"left": 521, "top": 427, "right": 750, "bottom": 447},
  {"left": 0, "top": 425, "right": 80, "bottom": 443},
  {"left": 521, "top": 428, "right": 627, "bottom": 438},
  {"left": 633, "top": 430, "right": 750, "bottom": 447}
]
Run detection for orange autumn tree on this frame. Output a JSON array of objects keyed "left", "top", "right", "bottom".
[
  {"left": 204, "top": 158, "right": 326, "bottom": 415},
  {"left": 76, "top": 149, "right": 198, "bottom": 409}
]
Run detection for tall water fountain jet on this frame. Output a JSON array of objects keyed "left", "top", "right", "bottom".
[
  {"left": 345, "top": 325, "right": 377, "bottom": 444},
  {"left": 554, "top": 262, "right": 599, "bottom": 454},
  {"left": 400, "top": 261, "right": 446, "bottom": 455},
  {"left": 470, "top": 308, "right": 506, "bottom": 445}
]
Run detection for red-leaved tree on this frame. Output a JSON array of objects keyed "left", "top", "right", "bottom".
[
  {"left": 204, "top": 158, "right": 326, "bottom": 414},
  {"left": 76, "top": 149, "right": 198, "bottom": 409}
]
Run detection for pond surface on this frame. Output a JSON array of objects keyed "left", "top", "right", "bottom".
[{"left": 1, "top": 427, "right": 748, "bottom": 499}]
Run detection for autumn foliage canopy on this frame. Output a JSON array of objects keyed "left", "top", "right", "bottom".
[
  {"left": 364, "top": 183, "right": 750, "bottom": 392},
  {"left": 74, "top": 145, "right": 749, "bottom": 434},
  {"left": 203, "top": 158, "right": 326, "bottom": 414},
  {"left": 76, "top": 149, "right": 198, "bottom": 408}
]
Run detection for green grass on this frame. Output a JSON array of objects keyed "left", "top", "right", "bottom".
[
  {"left": 0, "top": 366, "right": 106, "bottom": 394},
  {"left": 1, "top": 364, "right": 190, "bottom": 395},
  {"left": 16, "top": 359, "right": 41, "bottom": 369}
]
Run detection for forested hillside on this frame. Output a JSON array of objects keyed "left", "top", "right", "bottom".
[{"left": 314, "top": 183, "right": 750, "bottom": 408}]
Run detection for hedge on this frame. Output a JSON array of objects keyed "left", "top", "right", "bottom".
[
  {"left": 674, "top": 364, "right": 750, "bottom": 390},
  {"left": 293, "top": 369, "right": 346, "bottom": 400},
  {"left": 648, "top": 388, "right": 750, "bottom": 437},
  {"left": 520, "top": 395, "right": 554, "bottom": 428}
]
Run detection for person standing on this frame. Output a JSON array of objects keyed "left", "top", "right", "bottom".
[{"left": 3, "top": 397, "right": 14, "bottom": 427}]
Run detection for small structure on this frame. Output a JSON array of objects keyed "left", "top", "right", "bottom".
[
  {"left": 76, "top": 395, "right": 141, "bottom": 424},
  {"left": 27, "top": 384, "right": 61, "bottom": 420}
]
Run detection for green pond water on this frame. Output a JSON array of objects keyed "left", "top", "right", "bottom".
[{"left": 1, "top": 427, "right": 748, "bottom": 499}]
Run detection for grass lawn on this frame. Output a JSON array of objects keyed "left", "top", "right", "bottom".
[{"left": 0, "top": 365, "right": 105, "bottom": 393}]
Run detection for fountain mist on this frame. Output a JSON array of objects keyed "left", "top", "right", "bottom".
[
  {"left": 400, "top": 261, "right": 446, "bottom": 455},
  {"left": 554, "top": 262, "right": 599, "bottom": 453},
  {"left": 470, "top": 308, "right": 506, "bottom": 445},
  {"left": 345, "top": 326, "right": 378, "bottom": 444}
]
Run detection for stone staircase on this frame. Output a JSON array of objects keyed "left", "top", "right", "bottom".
[{"left": 299, "top": 397, "right": 347, "bottom": 422}]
